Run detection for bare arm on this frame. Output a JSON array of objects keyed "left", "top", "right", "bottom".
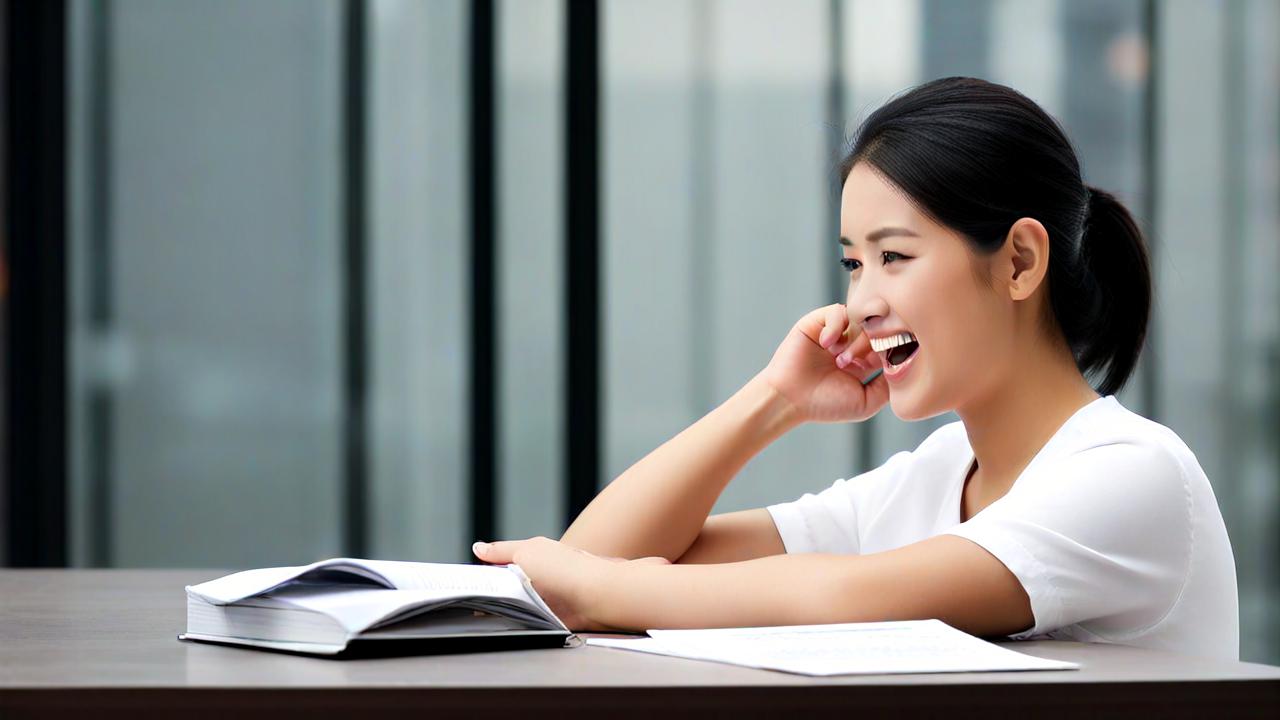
[
  {"left": 560, "top": 374, "right": 802, "bottom": 562},
  {"left": 591, "top": 534, "right": 1035, "bottom": 637},
  {"left": 675, "top": 509, "right": 786, "bottom": 564},
  {"left": 560, "top": 302, "right": 887, "bottom": 564}
]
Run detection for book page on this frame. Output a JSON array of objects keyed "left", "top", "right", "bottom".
[
  {"left": 354, "top": 560, "right": 529, "bottom": 598},
  {"left": 588, "top": 620, "right": 1079, "bottom": 676},
  {"left": 246, "top": 586, "right": 494, "bottom": 634},
  {"left": 186, "top": 558, "right": 539, "bottom": 609},
  {"left": 354, "top": 560, "right": 569, "bottom": 630},
  {"left": 185, "top": 563, "right": 347, "bottom": 605}
]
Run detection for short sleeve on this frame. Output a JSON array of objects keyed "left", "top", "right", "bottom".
[
  {"left": 766, "top": 451, "right": 911, "bottom": 556},
  {"left": 941, "top": 442, "right": 1192, "bottom": 640}
]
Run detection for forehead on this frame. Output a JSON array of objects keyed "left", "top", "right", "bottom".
[{"left": 840, "top": 162, "right": 922, "bottom": 234}]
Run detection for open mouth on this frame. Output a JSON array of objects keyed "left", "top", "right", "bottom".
[
  {"left": 871, "top": 332, "right": 920, "bottom": 368},
  {"left": 888, "top": 339, "right": 919, "bottom": 367}
]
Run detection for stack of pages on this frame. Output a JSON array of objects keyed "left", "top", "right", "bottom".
[
  {"left": 588, "top": 620, "right": 1080, "bottom": 676},
  {"left": 180, "top": 558, "right": 572, "bottom": 656}
]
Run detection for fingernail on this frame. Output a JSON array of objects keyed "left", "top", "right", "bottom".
[{"left": 472, "top": 541, "right": 489, "bottom": 555}]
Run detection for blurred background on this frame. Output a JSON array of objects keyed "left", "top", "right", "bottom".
[{"left": 3, "top": 0, "right": 1277, "bottom": 663}]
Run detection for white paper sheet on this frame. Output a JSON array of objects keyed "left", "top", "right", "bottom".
[{"left": 587, "top": 619, "right": 1080, "bottom": 676}]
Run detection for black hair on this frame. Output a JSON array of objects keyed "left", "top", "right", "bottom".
[{"left": 839, "top": 76, "right": 1151, "bottom": 397}]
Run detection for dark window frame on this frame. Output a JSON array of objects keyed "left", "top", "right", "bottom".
[{"left": 4, "top": 0, "right": 69, "bottom": 567}]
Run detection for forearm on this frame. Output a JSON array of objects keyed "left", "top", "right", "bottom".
[
  {"left": 560, "top": 374, "right": 802, "bottom": 561},
  {"left": 591, "top": 553, "right": 860, "bottom": 631}
]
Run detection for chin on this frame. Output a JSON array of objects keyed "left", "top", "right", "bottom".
[
  {"left": 888, "top": 394, "right": 927, "bottom": 421},
  {"left": 887, "top": 383, "right": 951, "bottom": 422}
]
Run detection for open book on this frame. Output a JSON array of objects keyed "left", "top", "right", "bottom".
[{"left": 180, "top": 558, "right": 572, "bottom": 657}]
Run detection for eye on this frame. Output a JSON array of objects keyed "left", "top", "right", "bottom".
[{"left": 839, "top": 253, "right": 911, "bottom": 272}]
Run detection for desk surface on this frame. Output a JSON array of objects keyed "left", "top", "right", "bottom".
[{"left": 2, "top": 569, "right": 1278, "bottom": 718}]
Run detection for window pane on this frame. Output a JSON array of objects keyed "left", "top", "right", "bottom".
[
  {"left": 1155, "top": 0, "right": 1280, "bottom": 665},
  {"left": 67, "top": 0, "right": 344, "bottom": 567},
  {"left": 367, "top": 0, "right": 470, "bottom": 561},
  {"left": 604, "top": 0, "right": 857, "bottom": 515},
  {"left": 496, "top": 0, "right": 566, "bottom": 541}
]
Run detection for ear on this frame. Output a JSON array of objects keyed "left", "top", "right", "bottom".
[{"left": 1001, "top": 218, "right": 1050, "bottom": 302}]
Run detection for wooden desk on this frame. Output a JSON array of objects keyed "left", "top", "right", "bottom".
[{"left": 1, "top": 570, "right": 1277, "bottom": 718}]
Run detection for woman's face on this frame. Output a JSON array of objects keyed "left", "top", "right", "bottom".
[{"left": 840, "top": 161, "right": 1016, "bottom": 420}]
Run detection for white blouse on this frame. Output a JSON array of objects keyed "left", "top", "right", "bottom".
[{"left": 766, "top": 395, "right": 1239, "bottom": 661}]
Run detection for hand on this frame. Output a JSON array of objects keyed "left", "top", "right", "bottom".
[
  {"left": 758, "top": 303, "right": 889, "bottom": 423},
  {"left": 471, "top": 536, "right": 669, "bottom": 631}
]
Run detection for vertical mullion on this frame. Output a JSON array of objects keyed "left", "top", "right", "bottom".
[
  {"left": 86, "top": 0, "right": 113, "bottom": 567},
  {"left": 4, "top": 0, "right": 68, "bottom": 567},
  {"left": 342, "top": 0, "right": 369, "bottom": 558},
  {"left": 564, "top": 0, "right": 600, "bottom": 525},
  {"left": 1140, "top": 0, "right": 1160, "bottom": 421},
  {"left": 0, "top": 0, "right": 6, "bottom": 566},
  {"left": 470, "top": 0, "right": 498, "bottom": 553},
  {"left": 1219, "top": 0, "right": 1247, "bottom": 594},
  {"left": 826, "top": 0, "right": 845, "bottom": 307}
]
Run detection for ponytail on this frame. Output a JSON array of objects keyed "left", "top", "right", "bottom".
[{"left": 1052, "top": 186, "right": 1152, "bottom": 396}]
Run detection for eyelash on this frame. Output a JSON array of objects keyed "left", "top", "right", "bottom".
[{"left": 840, "top": 251, "right": 907, "bottom": 272}]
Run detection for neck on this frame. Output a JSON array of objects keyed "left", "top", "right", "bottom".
[{"left": 956, "top": 334, "right": 1100, "bottom": 493}]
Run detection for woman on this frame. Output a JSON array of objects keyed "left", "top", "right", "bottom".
[{"left": 472, "top": 77, "right": 1239, "bottom": 661}]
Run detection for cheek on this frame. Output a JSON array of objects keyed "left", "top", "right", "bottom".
[{"left": 917, "top": 270, "right": 1002, "bottom": 377}]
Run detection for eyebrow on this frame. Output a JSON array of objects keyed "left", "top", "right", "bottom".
[{"left": 839, "top": 227, "right": 920, "bottom": 246}]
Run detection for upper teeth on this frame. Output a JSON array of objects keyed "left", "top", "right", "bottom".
[{"left": 870, "top": 332, "right": 916, "bottom": 353}]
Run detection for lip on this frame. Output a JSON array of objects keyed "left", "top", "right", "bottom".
[{"left": 881, "top": 343, "right": 919, "bottom": 384}]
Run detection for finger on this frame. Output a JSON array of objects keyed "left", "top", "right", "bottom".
[
  {"left": 834, "top": 347, "right": 860, "bottom": 371},
  {"left": 829, "top": 326, "right": 863, "bottom": 362},
  {"left": 817, "top": 304, "right": 848, "bottom": 349},
  {"left": 836, "top": 327, "right": 873, "bottom": 366},
  {"left": 803, "top": 303, "right": 839, "bottom": 347},
  {"left": 472, "top": 540, "right": 521, "bottom": 564}
]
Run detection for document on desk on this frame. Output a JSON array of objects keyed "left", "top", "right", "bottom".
[{"left": 586, "top": 619, "right": 1080, "bottom": 676}]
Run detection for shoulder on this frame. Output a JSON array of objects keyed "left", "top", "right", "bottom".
[
  {"left": 993, "top": 398, "right": 1196, "bottom": 565},
  {"left": 1046, "top": 396, "right": 1197, "bottom": 494}
]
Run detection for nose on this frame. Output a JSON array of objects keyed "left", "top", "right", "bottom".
[{"left": 845, "top": 273, "right": 889, "bottom": 330}]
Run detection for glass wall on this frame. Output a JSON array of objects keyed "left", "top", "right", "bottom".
[
  {"left": 496, "top": 0, "right": 566, "bottom": 542},
  {"left": 604, "top": 0, "right": 855, "bottom": 514},
  {"left": 59, "top": 0, "right": 1279, "bottom": 663},
  {"left": 1153, "top": 0, "right": 1280, "bottom": 666},
  {"left": 365, "top": 0, "right": 470, "bottom": 561},
  {"left": 67, "top": 0, "right": 346, "bottom": 568}
]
